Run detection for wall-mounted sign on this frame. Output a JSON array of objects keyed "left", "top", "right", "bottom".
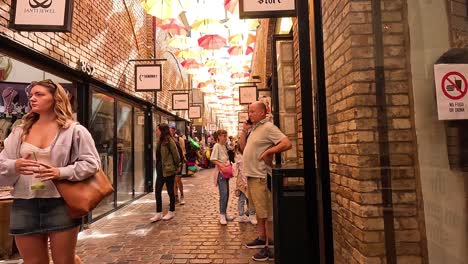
[
  {"left": 191, "top": 89, "right": 203, "bottom": 104},
  {"left": 172, "top": 93, "right": 189, "bottom": 110},
  {"left": 434, "top": 64, "right": 468, "bottom": 120},
  {"left": 238, "top": 112, "right": 248, "bottom": 123},
  {"left": 239, "top": 0, "right": 296, "bottom": 19},
  {"left": 189, "top": 105, "right": 201, "bottom": 119},
  {"left": 10, "top": 0, "right": 74, "bottom": 32},
  {"left": 135, "top": 64, "right": 162, "bottom": 92},
  {"left": 78, "top": 59, "right": 95, "bottom": 76},
  {"left": 239, "top": 85, "right": 257, "bottom": 105},
  {"left": 209, "top": 123, "right": 217, "bottom": 131}
]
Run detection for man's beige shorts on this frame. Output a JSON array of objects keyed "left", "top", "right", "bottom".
[{"left": 247, "top": 177, "right": 272, "bottom": 219}]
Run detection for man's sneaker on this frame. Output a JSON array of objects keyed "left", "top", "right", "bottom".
[
  {"left": 219, "top": 214, "right": 227, "bottom": 225},
  {"left": 150, "top": 213, "right": 162, "bottom": 222},
  {"left": 180, "top": 196, "right": 185, "bottom": 205},
  {"left": 162, "top": 211, "right": 174, "bottom": 220},
  {"left": 252, "top": 246, "right": 269, "bottom": 262},
  {"left": 249, "top": 214, "right": 258, "bottom": 224},
  {"left": 237, "top": 215, "right": 250, "bottom": 222},
  {"left": 245, "top": 237, "right": 266, "bottom": 249},
  {"left": 226, "top": 215, "right": 234, "bottom": 221}
]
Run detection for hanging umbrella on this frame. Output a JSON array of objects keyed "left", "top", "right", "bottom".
[
  {"left": 191, "top": 19, "right": 225, "bottom": 34},
  {"left": 159, "top": 18, "right": 187, "bottom": 35},
  {"left": 204, "top": 59, "right": 221, "bottom": 68},
  {"left": 228, "top": 33, "right": 243, "bottom": 45},
  {"left": 198, "top": 34, "right": 227, "bottom": 50},
  {"left": 227, "top": 46, "right": 254, "bottom": 56},
  {"left": 230, "top": 72, "right": 250, "bottom": 79},
  {"left": 141, "top": 0, "right": 184, "bottom": 20},
  {"left": 181, "top": 58, "right": 202, "bottom": 69},
  {"left": 176, "top": 49, "right": 199, "bottom": 59},
  {"left": 224, "top": 0, "right": 238, "bottom": 14},
  {"left": 246, "top": 34, "right": 256, "bottom": 45},
  {"left": 167, "top": 36, "right": 195, "bottom": 49},
  {"left": 197, "top": 82, "right": 207, "bottom": 88}
]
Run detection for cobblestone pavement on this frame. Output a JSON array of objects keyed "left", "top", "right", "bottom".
[{"left": 76, "top": 168, "right": 273, "bottom": 264}]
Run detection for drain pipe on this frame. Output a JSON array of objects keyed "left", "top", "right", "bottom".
[{"left": 371, "top": 0, "right": 397, "bottom": 263}]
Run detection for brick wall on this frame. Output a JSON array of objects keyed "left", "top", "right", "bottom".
[
  {"left": 447, "top": 0, "right": 468, "bottom": 47},
  {"left": 0, "top": 0, "right": 185, "bottom": 110},
  {"left": 321, "top": 0, "right": 426, "bottom": 263}
]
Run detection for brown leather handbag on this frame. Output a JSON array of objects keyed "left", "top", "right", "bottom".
[
  {"left": 53, "top": 124, "right": 114, "bottom": 218},
  {"left": 54, "top": 169, "right": 114, "bottom": 218}
]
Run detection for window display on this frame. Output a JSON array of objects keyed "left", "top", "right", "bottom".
[{"left": 89, "top": 91, "right": 115, "bottom": 217}]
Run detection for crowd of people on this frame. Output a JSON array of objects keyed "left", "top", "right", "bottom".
[{"left": 0, "top": 78, "right": 291, "bottom": 263}]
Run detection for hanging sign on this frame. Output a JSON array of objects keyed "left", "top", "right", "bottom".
[
  {"left": 135, "top": 64, "right": 162, "bottom": 92},
  {"left": 239, "top": 0, "right": 296, "bottom": 19},
  {"left": 188, "top": 105, "right": 201, "bottom": 119},
  {"left": 172, "top": 93, "right": 189, "bottom": 110},
  {"left": 10, "top": 0, "right": 74, "bottom": 32},
  {"left": 434, "top": 64, "right": 468, "bottom": 120}
]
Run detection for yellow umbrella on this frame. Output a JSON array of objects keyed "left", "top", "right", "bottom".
[
  {"left": 176, "top": 50, "right": 199, "bottom": 59},
  {"left": 191, "top": 19, "right": 225, "bottom": 34},
  {"left": 141, "top": 0, "right": 184, "bottom": 20},
  {"left": 166, "top": 36, "right": 196, "bottom": 50}
]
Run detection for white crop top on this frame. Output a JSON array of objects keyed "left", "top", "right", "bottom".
[{"left": 12, "top": 142, "right": 61, "bottom": 199}]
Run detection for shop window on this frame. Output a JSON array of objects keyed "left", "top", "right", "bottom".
[{"left": 89, "top": 92, "right": 115, "bottom": 217}]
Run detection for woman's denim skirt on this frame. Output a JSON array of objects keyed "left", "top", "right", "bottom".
[{"left": 10, "top": 198, "right": 81, "bottom": 236}]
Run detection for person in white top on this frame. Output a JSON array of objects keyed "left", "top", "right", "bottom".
[
  {"left": 0, "top": 79, "right": 100, "bottom": 264},
  {"left": 210, "top": 129, "right": 233, "bottom": 225}
]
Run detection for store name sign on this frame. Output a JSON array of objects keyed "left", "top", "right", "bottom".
[
  {"left": 9, "top": 0, "right": 74, "bottom": 32},
  {"left": 135, "top": 64, "right": 162, "bottom": 92},
  {"left": 239, "top": 0, "right": 296, "bottom": 18}
]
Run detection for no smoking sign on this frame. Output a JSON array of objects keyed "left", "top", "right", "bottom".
[{"left": 435, "top": 64, "right": 468, "bottom": 120}]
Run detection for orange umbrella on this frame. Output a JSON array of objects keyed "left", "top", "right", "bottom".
[
  {"left": 159, "top": 18, "right": 187, "bottom": 35},
  {"left": 246, "top": 34, "right": 256, "bottom": 45},
  {"left": 198, "top": 34, "right": 227, "bottom": 50}
]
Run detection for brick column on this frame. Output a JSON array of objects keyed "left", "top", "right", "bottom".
[{"left": 320, "top": 0, "right": 427, "bottom": 263}]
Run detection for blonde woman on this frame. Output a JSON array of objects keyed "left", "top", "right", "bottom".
[{"left": 0, "top": 79, "right": 100, "bottom": 264}]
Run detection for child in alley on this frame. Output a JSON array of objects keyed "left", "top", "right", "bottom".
[{"left": 234, "top": 145, "right": 257, "bottom": 224}]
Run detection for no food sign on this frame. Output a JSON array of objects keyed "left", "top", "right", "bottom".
[{"left": 434, "top": 64, "right": 468, "bottom": 120}]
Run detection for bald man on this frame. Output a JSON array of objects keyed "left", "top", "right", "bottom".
[{"left": 239, "top": 101, "right": 292, "bottom": 261}]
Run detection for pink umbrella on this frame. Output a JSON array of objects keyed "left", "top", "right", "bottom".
[
  {"left": 224, "top": 0, "right": 238, "bottom": 14},
  {"left": 159, "top": 18, "right": 187, "bottom": 35},
  {"left": 227, "top": 46, "right": 254, "bottom": 56},
  {"left": 198, "top": 34, "right": 227, "bottom": 50}
]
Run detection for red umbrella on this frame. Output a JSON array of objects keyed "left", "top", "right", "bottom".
[
  {"left": 181, "top": 59, "right": 202, "bottom": 69},
  {"left": 224, "top": 0, "right": 238, "bottom": 14},
  {"left": 227, "top": 46, "right": 254, "bottom": 56},
  {"left": 159, "top": 18, "right": 187, "bottom": 35},
  {"left": 198, "top": 34, "right": 227, "bottom": 50}
]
